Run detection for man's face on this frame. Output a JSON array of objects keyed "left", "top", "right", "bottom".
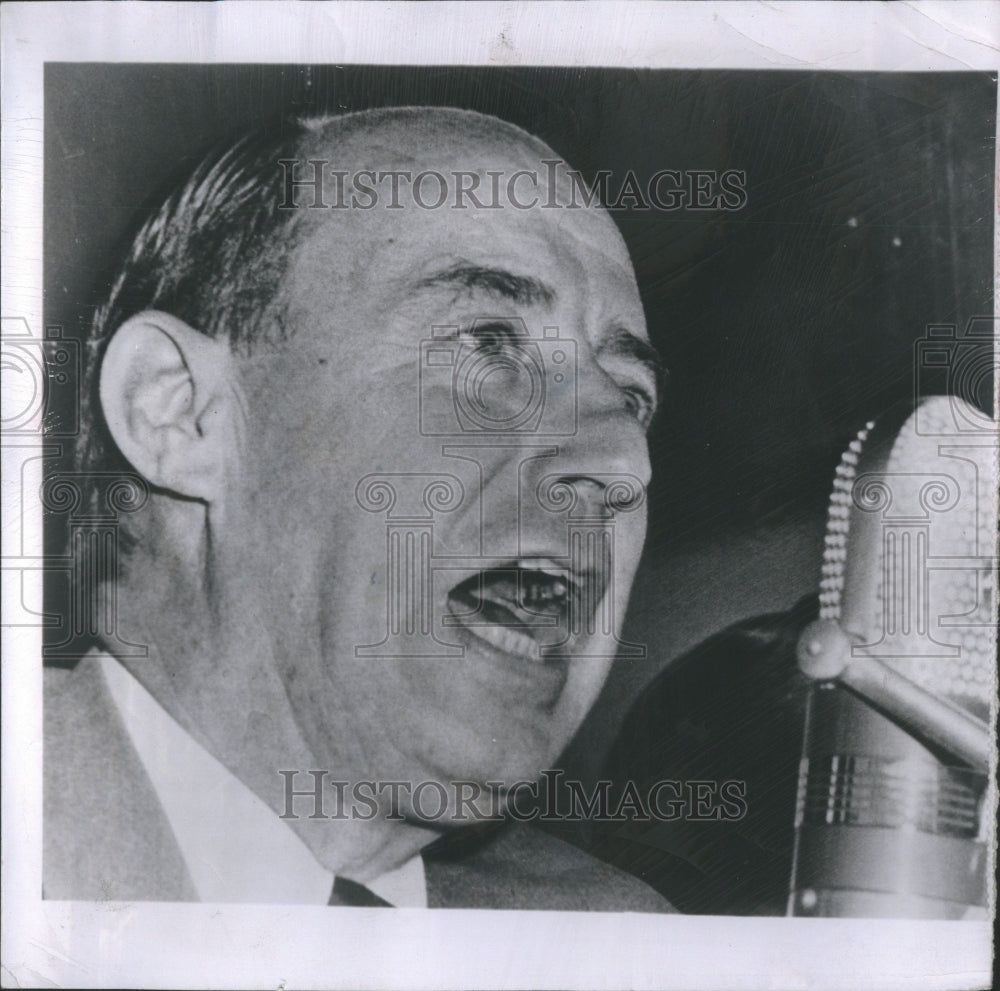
[{"left": 228, "top": 129, "right": 658, "bottom": 808}]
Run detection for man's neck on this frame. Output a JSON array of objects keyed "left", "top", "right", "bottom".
[{"left": 108, "top": 638, "right": 436, "bottom": 884}]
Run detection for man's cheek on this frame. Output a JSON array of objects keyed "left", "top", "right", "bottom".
[{"left": 618, "top": 515, "right": 648, "bottom": 584}]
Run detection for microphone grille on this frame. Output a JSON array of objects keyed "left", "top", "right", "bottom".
[
  {"left": 792, "top": 397, "right": 995, "bottom": 918},
  {"left": 818, "top": 419, "right": 873, "bottom": 621},
  {"left": 819, "top": 397, "right": 997, "bottom": 718}
]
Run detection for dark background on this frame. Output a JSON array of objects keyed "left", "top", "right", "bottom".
[{"left": 44, "top": 64, "right": 996, "bottom": 829}]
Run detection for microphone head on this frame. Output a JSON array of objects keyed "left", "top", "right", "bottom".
[
  {"left": 791, "top": 396, "right": 997, "bottom": 918},
  {"left": 820, "top": 396, "right": 996, "bottom": 719}
]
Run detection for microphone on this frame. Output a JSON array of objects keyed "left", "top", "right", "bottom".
[{"left": 788, "top": 396, "right": 997, "bottom": 919}]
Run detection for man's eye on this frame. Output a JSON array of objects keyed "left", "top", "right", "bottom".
[
  {"left": 622, "top": 385, "right": 656, "bottom": 428},
  {"left": 460, "top": 321, "right": 523, "bottom": 351}
]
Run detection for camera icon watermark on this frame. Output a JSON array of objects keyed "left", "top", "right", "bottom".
[
  {"left": 352, "top": 317, "right": 645, "bottom": 662},
  {"left": 913, "top": 318, "right": 996, "bottom": 435},
  {"left": 419, "top": 318, "right": 577, "bottom": 436},
  {"left": 1, "top": 318, "right": 80, "bottom": 438}
]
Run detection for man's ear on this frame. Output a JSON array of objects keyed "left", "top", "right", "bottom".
[{"left": 99, "top": 311, "right": 236, "bottom": 501}]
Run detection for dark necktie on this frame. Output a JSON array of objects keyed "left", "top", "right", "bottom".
[{"left": 329, "top": 875, "right": 393, "bottom": 907}]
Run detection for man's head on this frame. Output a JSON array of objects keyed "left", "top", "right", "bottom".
[{"left": 87, "top": 107, "right": 660, "bottom": 826}]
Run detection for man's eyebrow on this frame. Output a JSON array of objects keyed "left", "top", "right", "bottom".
[
  {"left": 596, "top": 327, "right": 668, "bottom": 395},
  {"left": 413, "top": 264, "right": 556, "bottom": 307}
]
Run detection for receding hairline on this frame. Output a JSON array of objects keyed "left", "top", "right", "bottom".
[
  {"left": 279, "top": 106, "right": 636, "bottom": 311},
  {"left": 288, "top": 106, "right": 630, "bottom": 251},
  {"left": 294, "top": 106, "right": 564, "bottom": 170}
]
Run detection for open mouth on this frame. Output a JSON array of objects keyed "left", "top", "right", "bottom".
[{"left": 445, "top": 560, "right": 606, "bottom": 663}]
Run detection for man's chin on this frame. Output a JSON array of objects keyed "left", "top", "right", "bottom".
[
  {"left": 394, "top": 766, "right": 548, "bottom": 832},
  {"left": 441, "top": 621, "right": 576, "bottom": 713},
  {"left": 334, "top": 637, "right": 609, "bottom": 820},
  {"left": 416, "top": 720, "right": 559, "bottom": 788}
]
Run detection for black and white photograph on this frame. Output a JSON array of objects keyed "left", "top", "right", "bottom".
[{"left": 2, "top": 3, "right": 997, "bottom": 988}]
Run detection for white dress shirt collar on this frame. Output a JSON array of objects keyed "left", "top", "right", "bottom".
[{"left": 98, "top": 652, "right": 427, "bottom": 907}]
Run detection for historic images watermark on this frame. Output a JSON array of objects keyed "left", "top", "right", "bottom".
[
  {"left": 279, "top": 160, "right": 748, "bottom": 212},
  {"left": 278, "top": 769, "right": 749, "bottom": 824}
]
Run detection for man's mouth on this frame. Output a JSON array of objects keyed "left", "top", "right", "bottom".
[{"left": 444, "top": 560, "right": 605, "bottom": 663}]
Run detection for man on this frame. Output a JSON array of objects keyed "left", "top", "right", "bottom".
[{"left": 45, "top": 107, "right": 672, "bottom": 910}]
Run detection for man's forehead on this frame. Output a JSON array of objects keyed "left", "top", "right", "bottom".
[
  {"left": 294, "top": 109, "right": 627, "bottom": 232},
  {"left": 291, "top": 198, "right": 637, "bottom": 316},
  {"left": 283, "top": 108, "right": 640, "bottom": 315},
  {"left": 299, "top": 107, "right": 554, "bottom": 171}
]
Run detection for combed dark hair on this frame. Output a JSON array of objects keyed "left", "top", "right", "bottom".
[
  {"left": 57, "top": 104, "right": 554, "bottom": 656},
  {"left": 75, "top": 122, "right": 313, "bottom": 527},
  {"left": 75, "top": 105, "right": 555, "bottom": 532}
]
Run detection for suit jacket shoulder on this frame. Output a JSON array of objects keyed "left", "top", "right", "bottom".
[
  {"left": 45, "top": 656, "right": 672, "bottom": 911},
  {"left": 44, "top": 657, "right": 197, "bottom": 901},
  {"left": 423, "top": 821, "right": 675, "bottom": 912}
]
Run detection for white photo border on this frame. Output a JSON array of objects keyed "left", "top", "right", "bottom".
[{"left": 2, "top": 3, "right": 997, "bottom": 989}]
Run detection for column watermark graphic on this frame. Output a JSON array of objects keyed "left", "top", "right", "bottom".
[{"left": 353, "top": 315, "right": 650, "bottom": 662}]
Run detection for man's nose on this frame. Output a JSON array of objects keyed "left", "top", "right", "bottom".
[{"left": 530, "top": 403, "right": 652, "bottom": 521}]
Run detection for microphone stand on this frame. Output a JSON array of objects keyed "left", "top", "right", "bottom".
[{"left": 796, "top": 619, "right": 991, "bottom": 773}]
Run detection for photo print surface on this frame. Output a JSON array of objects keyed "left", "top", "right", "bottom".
[
  {"left": 2, "top": 8, "right": 997, "bottom": 988},
  {"left": 39, "top": 62, "right": 996, "bottom": 917}
]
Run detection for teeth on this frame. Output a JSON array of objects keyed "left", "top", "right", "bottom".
[
  {"left": 520, "top": 576, "right": 568, "bottom": 609},
  {"left": 446, "top": 558, "right": 595, "bottom": 660},
  {"left": 462, "top": 619, "right": 547, "bottom": 662},
  {"left": 502, "top": 559, "right": 573, "bottom": 610}
]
